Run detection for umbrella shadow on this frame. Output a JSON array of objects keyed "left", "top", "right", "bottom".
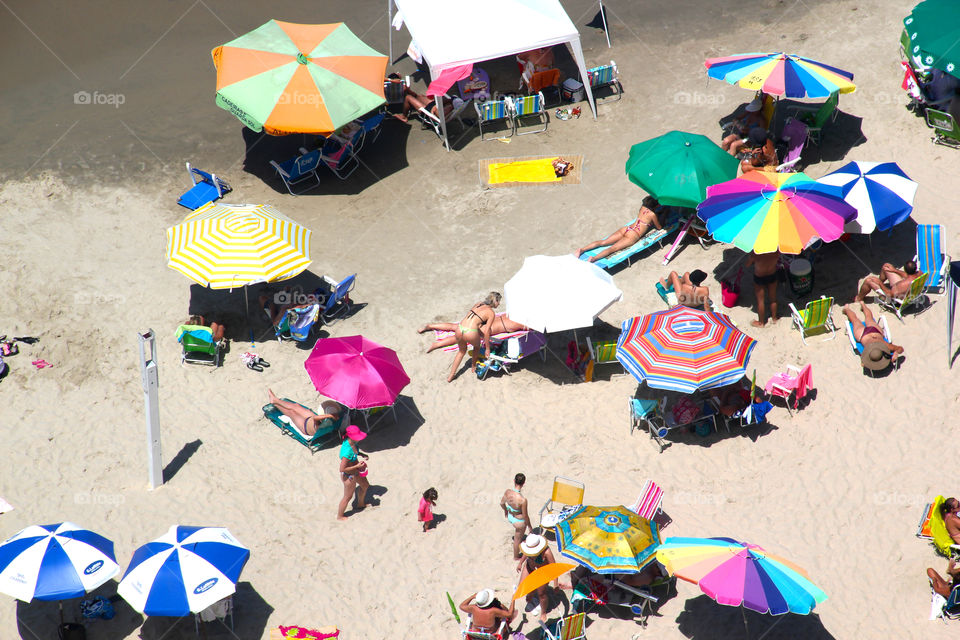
[
  {"left": 240, "top": 123, "right": 410, "bottom": 196},
  {"left": 353, "top": 395, "right": 425, "bottom": 452},
  {"left": 137, "top": 581, "right": 273, "bottom": 639},
  {"left": 16, "top": 581, "right": 144, "bottom": 640},
  {"left": 162, "top": 439, "right": 201, "bottom": 484},
  {"left": 675, "top": 594, "right": 835, "bottom": 639},
  {"left": 771, "top": 100, "right": 866, "bottom": 170}
]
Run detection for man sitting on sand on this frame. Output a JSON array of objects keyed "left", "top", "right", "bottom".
[
  {"left": 744, "top": 251, "right": 780, "bottom": 327},
  {"left": 842, "top": 302, "right": 904, "bottom": 371},
  {"left": 855, "top": 261, "right": 921, "bottom": 302},
  {"left": 577, "top": 196, "right": 662, "bottom": 263},
  {"left": 659, "top": 270, "right": 711, "bottom": 311}
]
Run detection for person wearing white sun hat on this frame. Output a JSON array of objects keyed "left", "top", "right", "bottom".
[
  {"left": 459, "top": 589, "right": 516, "bottom": 637},
  {"left": 516, "top": 534, "right": 558, "bottom": 622}
]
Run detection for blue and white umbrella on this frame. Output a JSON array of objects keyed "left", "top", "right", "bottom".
[
  {"left": 816, "top": 161, "right": 918, "bottom": 233},
  {"left": 117, "top": 526, "right": 249, "bottom": 616},
  {"left": 0, "top": 522, "right": 119, "bottom": 602}
]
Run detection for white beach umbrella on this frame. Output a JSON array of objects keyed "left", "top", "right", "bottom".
[
  {"left": 504, "top": 255, "right": 623, "bottom": 333},
  {"left": 117, "top": 526, "right": 249, "bottom": 616}
]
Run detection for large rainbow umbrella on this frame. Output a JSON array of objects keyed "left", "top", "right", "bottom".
[
  {"left": 555, "top": 506, "right": 661, "bottom": 574},
  {"left": 696, "top": 171, "right": 857, "bottom": 255},
  {"left": 816, "top": 161, "right": 918, "bottom": 234},
  {"left": 704, "top": 52, "right": 856, "bottom": 98},
  {"left": 656, "top": 537, "right": 827, "bottom": 616},
  {"left": 212, "top": 20, "right": 387, "bottom": 136},
  {"left": 617, "top": 307, "right": 756, "bottom": 394}
]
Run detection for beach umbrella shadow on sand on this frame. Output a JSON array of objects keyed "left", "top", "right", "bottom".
[{"left": 240, "top": 124, "right": 410, "bottom": 196}]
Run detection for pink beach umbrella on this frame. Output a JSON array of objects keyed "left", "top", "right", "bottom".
[{"left": 304, "top": 335, "right": 410, "bottom": 409}]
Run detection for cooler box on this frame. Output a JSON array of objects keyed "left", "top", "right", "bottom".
[{"left": 562, "top": 78, "right": 584, "bottom": 102}]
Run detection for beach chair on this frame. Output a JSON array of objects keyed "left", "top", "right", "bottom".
[
  {"left": 775, "top": 118, "right": 807, "bottom": 172},
  {"left": 916, "top": 224, "right": 950, "bottom": 294},
  {"left": 175, "top": 325, "right": 224, "bottom": 367},
  {"left": 475, "top": 98, "right": 514, "bottom": 141},
  {"left": 539, "top": 611, "right": 586, "bottom": 640},
  {"left": 629, "top": 397, "right": 671, "bottom": 452},
  {"left": 522, "top": 69, "right": 562, "bottom": 105},
  {"left": 579, "top": 210, "right": 682, "bottom": 270},
  {"left": 319, "top": 137, "right": 359, "bottom": 180},
  {"left": 842, "top": 314, "right": 899, "bottom": 377},
  {"left": 919, "top": 500, "right": 937, "bottom": 540},
  {"left": 763, "top": 363, "right": 813, "bottom": 415},
  {"left": 925, "top": 496, "right": 960, "bottom": 560},
  {"left": 416, "top": 96, "right": 472, "bottom": 139},
  {"left": 462, "top": 615, "right": 505, "bottom": 640},
  {"left": 315, "top": 274, "right": 356, "bottom": 325},
  {"left": 352, "top": 112, "right": 385, "bottom": 151},
  {"left": 877, "top": 272, "right": 929, "bottom": 321},
  {"left": 195, "top": 596, "right": 233, "bottom": 634},
  {"left": 262, "top": 399, "right": 347, "bottom": 453},
  {"left": 270, "top": 149, "right": 322, "bottom": 195},
  {"left": 787, "top": 91, "right": 839, "bottom": 146},
  {"left": 926, "top": 108, "right": 960, "bottom": 148},
  {"left": 508, "top": 92, "right": 548, "bottom": 136},
  {"left": 931, "top": 580, "right": 960, "bottom": 622},
  {"left": 629, "top": 479, "right": 671, "bottom": 529},
  {"left": 475, "top": 330, "right": 547, "bottom": 380},
  {"left": 383, "top": 75, "right": 410, "bottom": 109},
  {"left": 788, "top": 296, "right": 836, "bottom": 344},
  {"left": 584, "top": 336, "right": 623, "bottom": 377},
  {"left": 269, "top": 304, "right": 320, "bottom": 343},
  {"left": 539, "top": 476, "right": 585, "bottom": 530},
  {"left": 586, "top": 61, "right": 623, "bottom": 103},
  {"left": 177, "top": 162, "right": 230, "bottom": 210}
]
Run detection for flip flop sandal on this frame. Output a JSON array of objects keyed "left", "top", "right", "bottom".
[
  {"left": 256, "top": 358, "right": 270, "bottom": 368},
  {"left": 246, "top": 361, "right": 263, "bottom": 372},
  {"left": 32, "top": 359, "right": 52, "bottom": 369},
  {"left": 14, "top": 337, "right": 39, "bottom": 344}
]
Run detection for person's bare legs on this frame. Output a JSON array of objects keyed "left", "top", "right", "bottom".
[
  {"left": 209, "top": 322, "right": 225, "bottom": 342},
  {"left": 394, "top": 93, "right": 429, "bottom": 123},
  {"left": 267, "top": 389, "right": 317, "bottom": 435},
  {"left": 929, "top": 567, "right": 953, "bottom": 598},
  {"left": 355, "top": 476, "right": 370, "bottom": 510},
  {"left": 512, "top": 522, "right": 526, "bottom": 560},
  {"left": 536, "top": 586, "right": 549, "bottom": 623},
  {"left": 419, "top": 322, "right": 457, "bottom": 334},
  {"left": 841, "top": 304, "right": 867, "bottom": 341},
  {"left": 467, "top": 331, "right": 484, "bottom": 372},
  {"left": 766, "top": 282, "right": 779, "bottom": 323},
  {"left": 859, "top": 300, "right": 879, "bottom": 327},
  {"left": 427, "top": 335, "right": 458, "bottom": 353},
  {"left": 752, "top": 281, "right": 767, "bottom": 328},
  {"left": 337, "top": 475, "right": 357, "bottom": 521},
  {"left": 856, "top": 276, "right": 890, "bottom": 301},
  {"left": 721, "top": 133, "right": 739, "bottom": 152},
  {"left": 588, "top": 230, "right": 645, "bottom": 262},
  {"left": 577, "top": 229, "right": 627, "bottom": 258}
]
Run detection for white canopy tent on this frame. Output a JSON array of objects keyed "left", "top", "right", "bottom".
[{"left": 388, "top": 0, "right": 597, "bottom": 150}]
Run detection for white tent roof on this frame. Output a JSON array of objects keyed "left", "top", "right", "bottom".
[{"left": 393, "top": 0, "right": 580, "bottom": 72}]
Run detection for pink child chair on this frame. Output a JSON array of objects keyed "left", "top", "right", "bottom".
[{"left": 764, "top": 363, "right": 813, "bottom": 415}]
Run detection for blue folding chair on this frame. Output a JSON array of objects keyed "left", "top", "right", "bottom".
[
  {"left": 177, "top": 162, "right": 230, "bottom": 210},
  {"left": 272, "top": 304, "right": 320, "bottom": 342},
  {"left": 587, "top": 60, "right": 623, "bottom": 103},
  {"left": 474, "top": 98, "right": 514, "bottom": 141},
  {"left": 270, "top": 150, "right": 321, "bottom": 195},
  {"left": 353, "top": 112, "right": 385, "bottom": 150},
  {"left": 510, "top": 92, "right": 548, "bottom": 135},
  {"left": 916, "top": 223, "right": 949, "bottom": 293},
  {"left": 316, "top": 274, "right": 357, "bottom": 325}
]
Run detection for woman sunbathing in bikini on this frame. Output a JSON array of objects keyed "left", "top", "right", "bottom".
[
  {"left": 576, "top": 196, "right": 662, "bottom": 263},
  {"left": 418, "top": 314, "right": 530, "bottom": 353},
  {"left": 267, "top": 390, "right": 343, "bottom": 436},
  {"left": 418, "top": 293, "right": 501, "bottom": 382},
  {"left": 842, "top": 302, "right": 905, "bottom": 357}
]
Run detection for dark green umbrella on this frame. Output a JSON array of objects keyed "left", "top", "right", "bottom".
[
  {"left": 904, "top": 0, "right": 960, "bottom": 77},
  {"left": 625, "top": 131, "right": 739, "bottom": 208}
]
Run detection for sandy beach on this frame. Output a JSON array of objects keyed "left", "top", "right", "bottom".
[{"left": 3, "top": 0, "right": 960, "bottom": 638}]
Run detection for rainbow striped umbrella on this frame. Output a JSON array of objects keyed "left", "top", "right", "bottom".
[
  {"left": 704, "top": 52, "right": 855, "bottom": 98},
  {"left": 212, "top": 20, "right": 387, "bottom": 136},
  {"left": 696, "top": 171, "right": 857, "bottom": 255},
  {"left": 656, "top": 537, "right": 827, "bottom": 616},
  {"left": 166, "top": 203, "right": 311, "bottom": 290},
  {"left": 616, "top": 307, "right": 756, "bottom": 393}
]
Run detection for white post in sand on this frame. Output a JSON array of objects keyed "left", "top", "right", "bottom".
[{"left": 138, "top": 330, "right": 163, "bottom": 490}]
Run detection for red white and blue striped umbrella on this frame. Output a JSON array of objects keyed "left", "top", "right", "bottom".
[
  {"left": 616, "top": 307, "right": 756, "bottom": 393},
  {"left": 816, "top": 161, "right": 918, "bottom": 234},
  {"left": 0, "top": 523, "right": 119, "bottom": 602},
  {"left": 704, "top": 52, "right": 855, "bottom": 98}
]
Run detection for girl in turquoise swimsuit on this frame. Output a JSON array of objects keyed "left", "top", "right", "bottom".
[{"left": 501, "top": 473, "right": 532, "bottom": 559}]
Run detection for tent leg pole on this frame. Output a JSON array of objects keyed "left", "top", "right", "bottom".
[
  {"left": 387, "top": 0, "right": 393, "bottom": 62},
  {"left": 438, "top": 95, "right": 450, "bottom": 151},
  {"left": 600, "top": 1, "right": 611, "bottom": 48}
]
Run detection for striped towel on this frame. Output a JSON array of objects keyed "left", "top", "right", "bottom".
[{"left": 630, "top": 480, "right": 663, "bottom": 520}]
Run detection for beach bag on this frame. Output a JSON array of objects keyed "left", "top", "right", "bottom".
[
  {"left": 672, "top": 397, "right": 700, "bottom": 424},
  {"left": 720, "top": 269, "right": 742, "bottom": 308}
]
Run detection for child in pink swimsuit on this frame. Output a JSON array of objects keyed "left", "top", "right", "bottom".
[{"left": 418, "top": 488, "right": 438, "bottom": 532}]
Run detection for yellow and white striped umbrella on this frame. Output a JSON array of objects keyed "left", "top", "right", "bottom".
[{"left": 166, "top": 203, "right": 312, "bottom": 289}]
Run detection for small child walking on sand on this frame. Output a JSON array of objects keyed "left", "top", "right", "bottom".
[{"left": 418, "top": 488, "right": 438, "bottom": 532}]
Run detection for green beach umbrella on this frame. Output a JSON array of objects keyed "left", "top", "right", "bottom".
[
  {"left": 626, "top": 131, "right": 740, "bottom": 208},
  {"left": 904, "top": 0, "right": 960, "bottom": 77},
  {"left": 212, "top": 20, "right": 387, "bottom": 136}
]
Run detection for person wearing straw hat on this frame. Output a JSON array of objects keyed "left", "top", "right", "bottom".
[
  {"left": 459, "top": 589, "right": 517, "bottom": 637},
  {"left": 337, "top": 425, "right": 371, "bottom": 521},
  {"left": 842, "top": 302, "right": 904, "bottom": 373},
  {"left": 516, "top": 534, "right": 557, "bottom": 622}
]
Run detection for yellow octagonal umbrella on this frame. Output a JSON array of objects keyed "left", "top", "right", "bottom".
[{"left": 166, "top": 202, "right": 312, "bottom": 318}]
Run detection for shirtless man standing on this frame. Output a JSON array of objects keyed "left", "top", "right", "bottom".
[
  {"left": 855, "top": 261, "right": 920, "bottom": 302},
  {"left": 744, "top": 251, "right": 780, "bottom": 327}
]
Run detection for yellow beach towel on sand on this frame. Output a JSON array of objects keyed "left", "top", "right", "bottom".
[{"left": 488, "top": 157, "right": 560, "bottom": 184}]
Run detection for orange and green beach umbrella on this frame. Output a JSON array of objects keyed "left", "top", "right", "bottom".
[{"left": 212, "top": 20, "right": 388, "bottom": 136}]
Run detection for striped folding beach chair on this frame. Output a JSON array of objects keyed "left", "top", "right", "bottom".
[
  {"left": 916, "top": 224, "right": 949, "bottom": 293},
  {"left": 586, "top": 60, "right": 623, "bottom": 102},
  {"left": 509, "top": 92, "right": 547, "bottom": 135},
  {"left": 879, "top": 272, "right": 929, "bottom": 321},
  {"left": 629, "top": 480, "right": 664, "bottom": 522},
  {"left": 788, "top": 296, "right": 837, "bottom": 344},
  {"left": 539, "top": 612, "right": 586, "bottom": 640},
  {"left": 475, "top": 98, "right": 514, "bottom": 141}
]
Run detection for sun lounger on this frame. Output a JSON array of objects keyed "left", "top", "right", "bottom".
[
  {"left": 916, "top": 224, "right": 949, "bottom": 294},
  {"left": 579, "top": 211, "right": 681, "bottom": 270},
  {"left": 788, "top": 296, "right": 836, "bottom": 344},
  {"left": 539, "top": 611, "right": 586, "bottom": 640},
  {"left": 919, "top": 496, "right": 960, "bottom": 560},
  {"left": 475, "top": 330, "right": 547, "bottom": 379},
  {"left": 462, "top": 615, "right": 505, "bottom": 640},
  {"left": 175, "top": 324, "right": 224, "bottom": 367},
  {"left": 877, "top": 271, "right": 928, "bottom": 321},
  {"left": 843, "top": 314, "right": 900, "bottom": 376},
  {"left": 539, "top": 476, "right": 585, "bottom": 530},
  {"left": 432, "top": 314, "right": 532, "bottom": 353},
  {"left": 262, "top": 399, "right": 346, "bottom": 453},
  {"left": 178, "top": 162, "right": 230, "bottom": 210}
]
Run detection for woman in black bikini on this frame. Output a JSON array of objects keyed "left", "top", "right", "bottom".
[
  {"left": 516, "top": 534, "right": 557, "bottom": 622},
  {"left": 266, "top": 390, "right": 343, "bottom": 436},
  {"left": 420, "top": 293, "right": 501, "bottom": 382}
]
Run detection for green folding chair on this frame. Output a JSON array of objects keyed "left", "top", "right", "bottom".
[
  {"left": 788, "top": 296, "right": 836, "bottom": 344},
  {"left": 879, "top": 272, "right": 929, "bottom": 321},
  {"left": 926, "top": 109, "right": 960, "bottom": 148},
  {"left": 175, "top": 325, "right": 223, "bottom": 367},
  {"left": 790, "top": 91, "right": 839, "bottom": 145}
]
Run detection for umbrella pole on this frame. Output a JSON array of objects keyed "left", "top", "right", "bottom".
[
  {"left": 742, "top": 605, "right": 750, "bottom": 640},
  {"left": 755, "top": 613, "right": 785, "bottom": 640},
  {"left": 245, "top": 285, "right": 254, "bottom": 345}
]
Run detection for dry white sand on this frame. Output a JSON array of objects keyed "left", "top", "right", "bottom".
[{"left": 2, "top": 0, "right": 960, "bottom": 638}]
